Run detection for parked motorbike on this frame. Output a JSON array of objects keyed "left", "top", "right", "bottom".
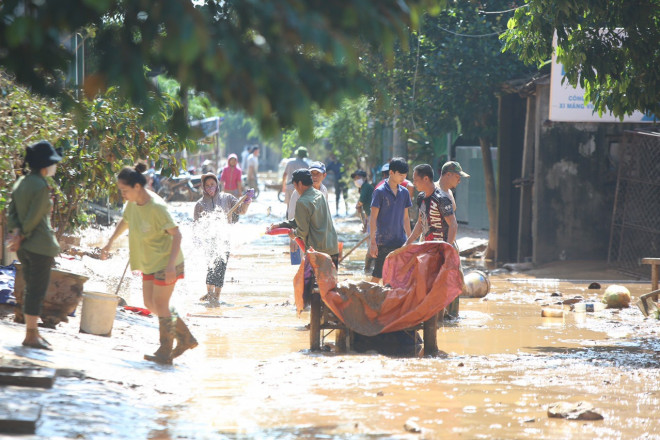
[{"left": 157, "top": 174, "right": 200, "bottom": 202}]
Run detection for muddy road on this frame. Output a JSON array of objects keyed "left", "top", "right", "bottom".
[{"left": 1, "top": 186, "right": 659, "bottom": 439}]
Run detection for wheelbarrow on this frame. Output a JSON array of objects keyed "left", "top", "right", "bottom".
[
  {"left": 309, "top": 289, "right": 438, "bottom": 355},
  {"left": 267, "top": 227, "right": 439, "bottom": 355}
]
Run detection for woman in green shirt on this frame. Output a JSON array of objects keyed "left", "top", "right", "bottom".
[
  {"left": 101, "top": 163, "right": 197, "bottom": 365},
  {"left": 7, "top": 141, "right": 62, "bottom": 350}
]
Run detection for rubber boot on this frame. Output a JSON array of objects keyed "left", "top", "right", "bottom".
[
  {"left": 170, "top": 317, "right": 198, "bottom": 359},
  {"left": 144, "top": 317, "right": 174, "bottom": 365}
]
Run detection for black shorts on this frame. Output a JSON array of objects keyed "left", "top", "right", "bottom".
[{"left": 372, "top": 245, "right": 400, "bottom": 279}]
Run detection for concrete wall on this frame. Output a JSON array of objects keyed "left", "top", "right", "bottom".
[{"left": 532, "top": 83, "right": 646, "bottom": 263}]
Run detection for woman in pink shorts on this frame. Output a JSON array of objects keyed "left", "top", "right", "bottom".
[{"left": 101, "top": 162, "right": 197, "bottom": 365}]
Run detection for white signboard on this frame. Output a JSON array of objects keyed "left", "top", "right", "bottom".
[{"left": 549, "top": 35, "right": 656, "bottom": 122}]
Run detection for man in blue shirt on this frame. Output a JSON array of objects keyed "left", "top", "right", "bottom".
[{"left": 369, "top": 157, "right": 412, "bottom": 283}]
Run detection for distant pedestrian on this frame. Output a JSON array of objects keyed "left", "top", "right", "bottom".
[
  {"left": 219, "top": 153, "right": 243, "bottom": 197},
  {"left": 351, "top": 169, "right": 375, "bottom": 273},
  {"left": 369, "top": 157, "right": 412, "bottom": 283},
  {"left": 101, "top": 163, "right": 197, "bottom": 365},
  {"left": 281, "top": 147, "right": 310, "bottom": 217},
  {"left": 240, "top": 145, "right": 250, "bottom": 171},
  {"left": 194, "top": 173, "right": 251, "bottom": 303},
  {"left": 7, "top": 141, "right": 63, "bottom": 350},
  {"left": 405, "top": 164, "right": 456, "bottom": 245},
  {"left": 326, "top": 154, "right": 348, "bottom": 216},
  {"left": 246, "top": 146, "right": 260, "bottom": 191}
]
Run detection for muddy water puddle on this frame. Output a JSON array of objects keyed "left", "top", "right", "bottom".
[{"left": 3, "top": 191, "right": 659, "bottom": 439}]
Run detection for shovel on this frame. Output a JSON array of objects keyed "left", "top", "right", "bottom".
[{"left": 637, "top": 288, "right": 660, "bottom": 317}]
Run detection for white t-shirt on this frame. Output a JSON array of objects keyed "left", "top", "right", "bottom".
[
  {"left": 287, "top": 184, "right": 328, "bottom": 219},
  {"left": 247, "top": 154, "right": 259, "bottom": 178}
]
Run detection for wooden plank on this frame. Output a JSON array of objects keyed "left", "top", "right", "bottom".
[
  {"left": 423, "top": 315, "right": 438, "bottom": 357},
  {"left": 0, "top": 402, "right": 41, "bottom": 434},
  {"left": 0, "top": 367, "right": 56, "bottom": 389},
  {"left": 642, "top": 258, "right": 660, "bottom": 291}
]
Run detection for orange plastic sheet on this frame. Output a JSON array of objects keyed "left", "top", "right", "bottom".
[{"left": 294, "top": 241, "right": 464, "bottom": 336}]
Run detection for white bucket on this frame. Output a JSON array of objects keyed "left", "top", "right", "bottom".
[
  {"left": 461, "top": 270, "right": 491, "bottom": 298},
  {"left": 80, "top": 291, "right": 119, "bottom": 337}
]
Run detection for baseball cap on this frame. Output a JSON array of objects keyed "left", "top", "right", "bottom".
[
  {"left": 295, "top": 146, "right": 308, "bottom": 158},
  {"left": 441, "top": 161, "right": 469, "bottom": 177},
  {"left": 380, "top": 163, "right": 389, "bottom": 172},
  {"left": 308, "top": 161, "right": 326, "bottom": 173}
]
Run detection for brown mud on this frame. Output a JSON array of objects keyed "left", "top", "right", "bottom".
[{"left": 1, "top": 184, "right": 658, "bottom": 439}]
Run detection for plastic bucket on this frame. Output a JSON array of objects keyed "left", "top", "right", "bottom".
[
  {"left": 80, "top": 291, "right": 119, "bottom": 337},
  {"left": 461, "top": 270, "right": 490, "bottom": 298}
]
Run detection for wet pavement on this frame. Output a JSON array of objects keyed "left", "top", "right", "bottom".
[{"left": 1, "top": 182, "right": 659, "bottom": 439}]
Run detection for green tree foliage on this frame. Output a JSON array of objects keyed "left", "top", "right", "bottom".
[
  {"left": 502, "top": 0, "right": 660, "bottom": 118},
  {"left": 0, "top": 74, "right": 73, "bottom": 212},
  {"left": 0, "top": 0, "right": 446, "bottom": 139},
  {"left": 316, "top": 97, "right": 377, "bottom": 180},
  {"left": 0, "top": 75, "right": 192, "bottom": 236}
]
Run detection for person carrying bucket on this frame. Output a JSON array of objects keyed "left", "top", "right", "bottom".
[
  {"left": 7, "top": 141, "right": 63, "bottom": 350},
  {"left": 101, "top": 163, "right": 197, "bottom": 365}
]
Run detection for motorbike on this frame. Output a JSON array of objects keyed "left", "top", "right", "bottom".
[{"left": 157, "top": 174, "right": 201, "bottom": 202}]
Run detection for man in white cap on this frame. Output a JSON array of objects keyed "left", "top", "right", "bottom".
[
  {"left": 436, "top": 160, "right": 469, "bottom": 319},
  {"left": 285, "top": 161, "right": 329, "bottom": 265},
  {"left": 436, "top": 161, "right": 470, "bottom": 225},
  {"left": 281, "top": 146, "right": 309, "bottom": 217}
]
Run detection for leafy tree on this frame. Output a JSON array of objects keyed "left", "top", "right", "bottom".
[
  {"left": 0, "top": 0, "right": 445, "bottom": 138},
  {"left": 419, "top": 1, "right": 534, "bottom": 257},
  {"left": 1, "top": 75, "right": 192, "bottom": 237},
  {"left": 359, "top": 2, "right": 533, "bottom": 257},
  {"left": 0, "top": 73, "right": 74, "bottom": 212},
  {"left": 316, "top": 96, "right": 377, "bottom": 181},
  {"left": 502, "top": 0, "right": 660, "bottom": 118}
]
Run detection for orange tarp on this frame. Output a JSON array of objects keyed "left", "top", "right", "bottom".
[{"left": 294, "top": 241, "right": 464, "bottom": 336}]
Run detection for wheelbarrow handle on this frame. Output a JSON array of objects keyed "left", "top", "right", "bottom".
[{"left": 266, "top": 227, "right": 307, "bottom": 253}]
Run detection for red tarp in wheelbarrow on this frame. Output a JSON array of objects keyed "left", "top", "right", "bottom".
[{"left": 293, "top": 241, "right": 464, "bottom": 336}]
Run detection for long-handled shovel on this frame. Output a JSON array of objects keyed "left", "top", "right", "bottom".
[
  {"left": 114, "top": 261, "right": 130, "bottom": 296},
  {"left": 338, "top": 235, "right": 370, "bottom": 264},
  {"left": 225, "top": 191, "right": 251, "bottom": 221}
]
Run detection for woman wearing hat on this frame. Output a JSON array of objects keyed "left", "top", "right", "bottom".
[
  {"left": 218, "top": 153, "right": 243, "bottom": 197},
  {"left": 194, "top": 172, "right": 252, "bottom": 303},
  {"left": 7, "top": 141, "right": 63, "bottom": 350},
  {"left": 101, "top": 163, "right": 197, "bottom": 364}
]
